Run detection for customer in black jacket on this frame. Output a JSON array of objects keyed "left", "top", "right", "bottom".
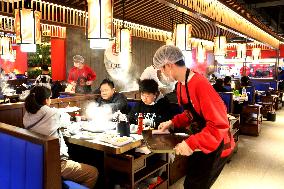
[
  {"left": 128, "top": 79, "right": 173, "bottom": 129},
  {"left": 96, "top": 79, "right": 128, "bottom": 114},
  {"left": 212, "top": 78, "right": 228, "bottom": 92}
]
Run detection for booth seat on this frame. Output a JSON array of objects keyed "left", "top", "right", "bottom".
[
  {"left": 269, "top": 81, "right": 278, "bottom": 90},
  {"left": 224, "top": 85, "right": 232, "bottom": 91},
  {"left": 251, "top": 81, "right": 270, "bottom": 92},
  {"left": 219, "top": 92, "right": 233, "bottom": 113},
  {"left": 0, "top": 123, "right": 87, "bottom": 189},
  {"left": 243, "top": 86, "right": 255, "bottom": 104}
]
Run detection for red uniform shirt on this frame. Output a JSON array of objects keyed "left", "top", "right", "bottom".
[
  {"left": 68, "top": 65, "right": 96, "bottom": 83},
  {"left": 172, "top": 72, "right": 235, "bottom": 157}
]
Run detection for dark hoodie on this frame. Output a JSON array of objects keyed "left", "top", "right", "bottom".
[
  {"left": 128, "top": 95, "right": 173, "bottom": 129},
  {"left": 96, "top": 92, "right": 128, "bottom": 114}
]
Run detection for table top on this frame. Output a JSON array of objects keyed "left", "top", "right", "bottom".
[{"left": 65, "top": 133, "right": 143, "bottom": 154}]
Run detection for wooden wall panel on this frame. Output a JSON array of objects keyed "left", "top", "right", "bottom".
[{"left": 66, "top": 28, "right": 164, "bottom": 90}]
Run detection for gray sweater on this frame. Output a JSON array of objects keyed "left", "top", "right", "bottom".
[{"left": 23, "top": 105, "right": 69, "bottom": 160}]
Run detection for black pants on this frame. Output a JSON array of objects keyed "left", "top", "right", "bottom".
[{"left": 184, "top": 141, "right": 228, "bottom": 189}]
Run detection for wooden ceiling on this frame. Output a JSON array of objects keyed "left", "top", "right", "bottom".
[
  {"left": 43, "top": 0, "right": 282, "bottom": 42},
  {"left": 219, "top": 0, "right": 282, "bottom": 40}
]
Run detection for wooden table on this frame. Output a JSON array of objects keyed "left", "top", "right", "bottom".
[
  {"left": 65, "top": 132, "right": 169, "bottom": 189},
  {"left": 66, "top": 134, "right": 142, "bottom": 154}
]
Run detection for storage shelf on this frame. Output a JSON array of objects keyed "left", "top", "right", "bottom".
[{"left": 134, "top": 160, "right": 168, "bottom": 185}]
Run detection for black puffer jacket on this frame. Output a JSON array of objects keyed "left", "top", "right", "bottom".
[
  {"left": 128, "top": 96, "right": 174, "bottom": 129},
  {"left": 96, "top": 92, "right": 128, "bottom": 114}
]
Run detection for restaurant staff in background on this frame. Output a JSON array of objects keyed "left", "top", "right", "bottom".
[
  {"left": 23, "top": 86, "right": 99, "bottom": 189},
  {"left": 67, "top": 55, "right": 96, "bottom": 93},
  {"left": 128, "top": 79, "right": 173, "bottom": 129},
  {"left": 153, "top": 45, "right": 235, "bottom": 189},
  {"left": 96, "top": 79, "right": 128, "bottom": 114}
]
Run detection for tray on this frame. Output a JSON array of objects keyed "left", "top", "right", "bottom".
[{"left": 142, "top": 130, "right": 188, "bottom": 153}]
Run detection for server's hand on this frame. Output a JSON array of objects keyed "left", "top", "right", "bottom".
[
  {"left": 174, "top": 141, "right": 193, "bottom": 156},
  {"left": 158, "top": 120, "right": 173, "bottom": 131}
]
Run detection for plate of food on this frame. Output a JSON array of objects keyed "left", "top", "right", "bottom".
[
  {"left": 98, "top": 133, "right": 118, "bottom": 143},
  {"left": 110, "top": 136, "right": 134, "bottom": 146},
  {"left": 73, "top": 131, "right": 97, "bottom": 140}
]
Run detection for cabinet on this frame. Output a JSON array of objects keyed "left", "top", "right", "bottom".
[
  {"left": 240, "top": 105, "right": 262, "bottom": 136},
  {"left": 104, "top": 152, "right": 169, "bottom": 189},
  {"left": 169, "top": 155, "right": 188, "bottom": 185}
]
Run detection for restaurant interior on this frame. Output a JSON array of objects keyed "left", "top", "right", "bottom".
[{"left": 0, "top": 0, "right": 284, "bottom": 189}]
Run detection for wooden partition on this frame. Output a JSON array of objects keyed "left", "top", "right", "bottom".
[
  {"left": 122, "top": 91, "right": 141, "bottom": 100},
  {"left": 0, "top": 94, "right": 98, "bottom": 127}
]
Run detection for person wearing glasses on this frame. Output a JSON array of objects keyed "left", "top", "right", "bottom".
[
  {"left": 67, "top": 55, "right": 96, "bottom": 93},
  {"left": 153, "top": 45, "right": 235, "bottom": 189}
]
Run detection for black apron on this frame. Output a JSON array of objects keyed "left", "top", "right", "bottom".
[
  {"left": 179, "top": 69, "right": 227, "bottom": 189},
  {"left": 75, "top": 76, "right": 92, "bottom": 94}
]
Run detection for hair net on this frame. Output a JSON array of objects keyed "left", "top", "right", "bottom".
[
  {"left": 73, "top": 55, "right": 84, "bottom": 63},
  {"left": 153, "top": 45, "right": 184, "bottom": 69}
]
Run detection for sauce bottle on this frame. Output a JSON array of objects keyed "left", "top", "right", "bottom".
[{"left": 137, "top": 113, "right": 144, "bottom": 135}]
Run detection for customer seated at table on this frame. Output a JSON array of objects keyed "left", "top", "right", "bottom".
[
  {"left": 128, "top": 79, "right": 173, "bottom": 129},
  {"left": 241, "top": 76, "right": 251, "bottom": 86},
  {"left": 223, "top": 76, "right": 232, "bottom": 91},
  {"left": 34, "top": 64, "right": 52, "bottom": 89},
  {"left": 212, "top": 78, "right": 228, "bottom": 92},
  {"left": 96, "top": 78, "right": 128, "bottom": 114},
  {"left": 23, "top": 86, "right": 98, "bottom": 189}
]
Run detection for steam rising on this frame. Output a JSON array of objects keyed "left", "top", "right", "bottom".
[{"left": 85, "top": 102, "right": 113, "bottom": 125}]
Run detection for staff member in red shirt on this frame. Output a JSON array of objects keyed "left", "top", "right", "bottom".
[
  {"left": 153, "top": 45, "right": 235, "bottom": 189},
  {"left": 68, "top": 55, "right": 96, "bottom": 93}
]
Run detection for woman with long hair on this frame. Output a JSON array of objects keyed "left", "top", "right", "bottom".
[{"left": 23, "top": 86, "right": 98, "bottom": 189}]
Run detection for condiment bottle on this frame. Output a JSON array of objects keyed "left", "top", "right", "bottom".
[
  {"left": 74, "top": 112, "right": 81, "bottom": 122},
  {"left": 137, "top": 113, "right": 144, "bottom": 135}
]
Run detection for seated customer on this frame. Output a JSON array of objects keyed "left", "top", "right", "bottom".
[
  {"left": 212, "top": 78, "right": 228, "bottom": 92},
  {"left": 96, "top": 79, "right": 128, "bottom": 114},
  {"left": 128, "top": 79, "right": 173, "bottom": 129},
  {"left": 241, "top": 76, "right": 251, "bottom": 86},
  {"left": 223, "top": 76, "right": 232, "bottom": 91},
  {"left": 23, "top": 86, "right": 98, "bottom": 189},
  {"left": 34, "top": 64, "right": 52, "bottom": 89}
]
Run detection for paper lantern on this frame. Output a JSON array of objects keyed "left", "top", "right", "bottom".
[
  {"left": 214, "top": 36, "right": 226, "bottom": 56},
  {"left": 15, "top": 8, "right": 41, "bottom": 52},
  {"left": 237, "top": 43, "right": 247, "bottom": 59},
  {"left": 0, "top": 37, "right": 12, "bottom": 56},
  {"left": 88, "top": 0, "right": 113, "bottom": 49},
  {"left": 252, "top": 48, "right": 261, "bottom": 60},
  {"left": 115, "top": 28, "right": 131, "bottom": 53},
  {"left": 197, "top": 43, "right": 206, "bottom": 63},
  {"left": 174, "top": 23, "right": 192, "bottom": 51}
]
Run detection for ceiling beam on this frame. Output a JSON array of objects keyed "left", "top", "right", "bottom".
[{"left": 251, "top": 0, "right": 284, "bottom": 8}]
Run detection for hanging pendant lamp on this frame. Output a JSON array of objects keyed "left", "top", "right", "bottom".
[
  {"left": 197, "top": 42, "right": 206, "bottom": 63},
  {"left": 174, "top": 13, "right": 192, "bottom": 51},
  {"left": 0, "top": 36, "right": 12, "bottom": 56},
  {"left": 115, "top": 0, "right": 131, "bottom": 53},
  {"left": 252, "top": 47, "right": 261, "bottom": 61},
  {"left": 237, "top": 43, "right": 247, "bottom": 59},
  {"left": 15, "top": 7, "right": 41, "bottom": 52},
  {"left": 87, "top": 0, "right": 113, "bottom": 49}
]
